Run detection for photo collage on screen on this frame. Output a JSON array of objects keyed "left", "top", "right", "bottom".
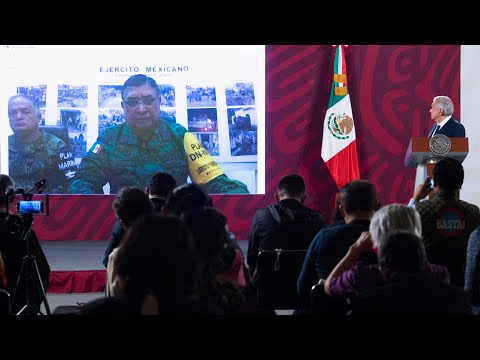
[
  {"left": 98, "top": 84, "right": 124, "bottom": 136},
  {"left": 98, "top": 84, "right": 177, "bottom": 136},
  {"left": 57, "top": 84, "right": 88, "bottom": 166},
  {"left": 186, "top": 81, "right": 258, "bottom": 157},
  {"left": 225, "top": 81, "right": 257, "bottom": 156},
  {"left": 186, "top": 82, "right": 219, "bottom": 156}
]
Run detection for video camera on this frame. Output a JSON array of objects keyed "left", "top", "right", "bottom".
[{"left": 12, "top": 178, "right": 49, "bottom": 216}]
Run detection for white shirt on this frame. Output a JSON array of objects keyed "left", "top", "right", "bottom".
[
  {"left": 434, "top": 115, "right": 452, "bottom": 133},
  {"left": 105, "top": 247, "right": 123, "bottom": 297}
]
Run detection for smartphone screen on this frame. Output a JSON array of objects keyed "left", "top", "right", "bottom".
[{"left": 426, "top": 178, "right": 434, "bottom": 190}]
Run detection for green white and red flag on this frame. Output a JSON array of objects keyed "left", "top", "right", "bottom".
[{"left": 321, "top": 45, "right": 360, "bottom": 189}]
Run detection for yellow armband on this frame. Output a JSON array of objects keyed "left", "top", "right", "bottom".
[{"left": 184, "top": 132, "right": 224, "bottom": 184}]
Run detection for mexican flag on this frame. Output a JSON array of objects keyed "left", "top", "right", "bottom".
[{"left": 321, "top": 45, "right": 360, "bottom": 189}]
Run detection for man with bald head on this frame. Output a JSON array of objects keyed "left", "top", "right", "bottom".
[{"left": 8, "top": 94, "right": 77, "bottom": 193}]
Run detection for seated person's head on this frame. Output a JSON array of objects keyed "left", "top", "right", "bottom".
[
  {"left": 338, "top": 180, "right": 377, "bottom": 216},
  {"left": 275, "top": 174, "right": 306, "bottom": 202},
  {"left": 115, "top": 213, "right": 198, "bottom": 302},
  {"left": 164, "top": 183, "right": 213, "bottom": 216},
  {"left": 377, "top": 230, "right": 428, "bottom": 279},
  {"left": 433, "top": 157, "right": 464, "bottom": 193},
  {"left": 0, "top": 174, "right": 15, "bottom": 209},
  {"left": 369, "top": 203, "right": 422, "bottom": 249},
  {"left": 181, "top": 206, "right": 233, "bottom": 275},
  {"left": 147, "top": 172, "right": 177, "bottom": 198},
  {"left": 113, "top": 186, "right": 154, "bottom": 229}
]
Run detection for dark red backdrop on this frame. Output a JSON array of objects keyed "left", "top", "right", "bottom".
[{"left": 33, "top": 45, "right": 460, "bottom": 241}]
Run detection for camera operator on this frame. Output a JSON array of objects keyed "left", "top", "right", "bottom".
[{"left": 0, "top": 174, "right": 50, "bottom": 314}]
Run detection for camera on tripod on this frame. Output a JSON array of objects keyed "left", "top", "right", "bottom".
[
  {"left": 2, "top": 178, "right": 52, "bottom": 315},
  {"left": 13, "top": 178, "right": 49, "bottom": 217}
]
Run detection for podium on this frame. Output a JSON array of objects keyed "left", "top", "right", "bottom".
[{"left": 404, "top": 137, "right": 469, "bottom": 191}]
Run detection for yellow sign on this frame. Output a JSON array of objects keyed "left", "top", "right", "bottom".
[{"left": 183, "top": 132, "right": 224, "bottom": 184}]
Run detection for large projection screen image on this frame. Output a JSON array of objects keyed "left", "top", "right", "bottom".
[{"left": 0, "top": 45, "right": 265, "bottom": 195}]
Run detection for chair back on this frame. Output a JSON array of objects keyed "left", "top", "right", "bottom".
[
  {"left": 39, "top": 125, "right": 71, "bottom": 147},
  {"left": 255, "top": 249, "right": 307, "bottom": 310},
  {"left": 0, "top": 289, "right": 11, "bottom": 315},
  {"left": 310, "top": 279, "right": 350, "bottom": 315}
]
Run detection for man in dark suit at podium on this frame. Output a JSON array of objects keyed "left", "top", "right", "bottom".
[{"left": 428, "top": 96, "right": 465, "bottom": 138}]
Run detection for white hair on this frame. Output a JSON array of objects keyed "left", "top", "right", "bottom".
[
  {"left": 369, "top": 203, "right": 422, "bottom": 247},
  {"left": 433, "top": 96, "right": 454, "bottom": 116}
]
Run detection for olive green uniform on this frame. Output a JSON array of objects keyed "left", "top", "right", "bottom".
[
  {"left": 68, "top": 119, "right": 249, "bottom": 194},
  {"left": 8, "top": 130, "right": 77, "bottom": 194}
]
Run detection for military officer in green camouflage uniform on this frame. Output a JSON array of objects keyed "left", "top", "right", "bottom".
[
  {"left": 68, "top": 74, "right": 249, "bottom": 194},
  {"left": 8, "top": 95, "right": 77, "bottom": 194}
]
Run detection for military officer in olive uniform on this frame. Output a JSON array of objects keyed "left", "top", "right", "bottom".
[
  {"left": 8, "top": 95, "right": 77, "bottom": 194},
  {"left": 69, "top": 74, "right": 249, "bottom": 195}
]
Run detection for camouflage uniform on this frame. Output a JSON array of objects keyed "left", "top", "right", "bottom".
[
  {"left": 8, "top": 130, "right": 77, "bottom": 194},
  {"left": 68, "top": 119, "right": 249, "bottom": 194}
]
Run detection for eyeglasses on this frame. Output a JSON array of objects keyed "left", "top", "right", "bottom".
[{"left": 124, "top": 96, "right": 158, "bottom": 109}]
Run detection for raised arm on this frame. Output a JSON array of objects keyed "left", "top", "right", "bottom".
[{"left": 324, "top": 231, "right": 373, "bottom": 296}]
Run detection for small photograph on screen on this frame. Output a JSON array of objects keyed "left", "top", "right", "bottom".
[
  {"left": 39, "top": 109, "right": 46, "bottom": 125},
  {"left": 230, "top": 131, "right": 257, "bottom": 156},
  {"left": 195, "top": 133, "right": 220, "bottom": 156},
  {"left": 225, "top": 81, "right": 255, "bottom": 106},
  {"left": 98, "top": 85, "right": 123, "bottom": 108},
  {"left": 16, "top": 85, "right": 47, "bottom": 108},
  {"left": 227, "top": 107, "right": 257, "bottom": 131},
  {"left": 160, "top": 108, "right": 177, "bottom": 123},
  {"left": 159, "top": 84, "right": 176, "bottom": 107},
  {"left": 98, "top": 109, "right": 125, "bottom": 135},
  {"left": 57, "top": 84, "right": 88, "bottom": 108},
  {"left": 60, "top": 109, "right": 87, "bottom": 160},
  {"left": 187, "top": 108, "right": 218, "bottom": 133},
  {"left": 186, "top": 83, "right": 217, "bottom": 107}
]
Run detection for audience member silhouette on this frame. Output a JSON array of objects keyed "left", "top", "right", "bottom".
[
  {"left": 164, "top": 183, "right": 250, "bottom": 286},
  {"left": 181, "top": 206, "right": 252, "bottom": 315},
  {"left": 247, "top": 174, "right": 327, "bottom": 280},
  {"left": 105, "top": 187, "right": 154, "bottom": 297},
  {"left": 297, "top": 179, "right": 378, "bottom": 311},
  {"left": 349, "top": 231, "right": 471, "bottom": 315},
  {"left": 163, "top": 183, "right": 213, "bottom": 215},
  {"left": 325, "top": 204, "right": 450, "bottom": 300},
  {"left": 465, "top": 225, "right": 480, "bottom": 315},
  {"left": 328, "top": 199, "right": 345, "bottom": 227},
  {"left": 103, "top": 172, "right": 176, "bottom": 267},
  {"left": 83, "top": 213, "right": 222, "bottom": 315},
  {"left": 410, "top": 157, "right": 480, "bottom": 286}
]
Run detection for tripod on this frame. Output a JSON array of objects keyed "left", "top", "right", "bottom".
[{"left": 12, "top": 212, "right": 51, "bottom": 316}]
